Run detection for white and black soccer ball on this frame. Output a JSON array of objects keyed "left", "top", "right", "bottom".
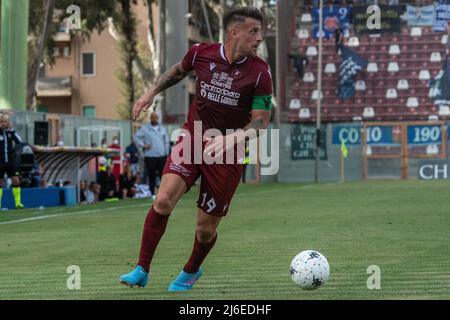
[{"left": 290, "top": 250, "right": 330, "bottom": 290}]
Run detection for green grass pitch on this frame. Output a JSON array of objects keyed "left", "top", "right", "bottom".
[{"left": 0, "top": 180, "right": 449, "bottom": 300}]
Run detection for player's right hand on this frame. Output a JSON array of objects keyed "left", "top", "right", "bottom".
[{"left": 132, "top": 94, "right": 154, "bottom": 121}]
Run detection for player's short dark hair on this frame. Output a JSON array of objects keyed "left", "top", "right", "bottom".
[{"left": 223, "top": 7, "right": 264, "bottom": 32}]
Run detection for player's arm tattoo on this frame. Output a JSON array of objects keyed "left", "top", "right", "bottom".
[
  {"left": 241, "top": 111, "right": 271, "bottom": 140},
  {"left": 244, "top": 110, "right": 271, "bottom": 131},
  {"left": 151, "top": 62, "right": 188, "bottom": 95},
  {"left": 244, "top": 118, "right": 266, "bottom": 131}
]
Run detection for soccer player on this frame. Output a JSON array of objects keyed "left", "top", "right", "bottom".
[{"left": 119, "top": 7, "right": 273, "bottom": 291}]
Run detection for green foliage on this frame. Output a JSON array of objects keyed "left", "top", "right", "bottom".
[
  {"left": 28, "top": 0, "right": 117, "bottom": 65},
  {"left": 115, "top": 0, "right": 139, "bottom": 120}
]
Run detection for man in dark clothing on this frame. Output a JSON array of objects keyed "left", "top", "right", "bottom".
[
  {"left": 335, "top": 27, "right": 344, "bottom": 53},
  {"left": 97, "top": 165, "right": 118, "bottom": 201},
  {"left": 0, "top": 113, "right": 24, "bottom": 209},
  {"left": 287, "top": 53, "right": 309, "bottom": 80},
  {"left": 125, "top": 141, "right": 140, "bottom": 176}
]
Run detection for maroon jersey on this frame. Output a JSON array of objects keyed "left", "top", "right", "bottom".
[{"left": 181, "top": 43, "right": 273, "bottom": 134}]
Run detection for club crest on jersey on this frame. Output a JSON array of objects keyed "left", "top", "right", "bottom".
[{"left": 209, "top": 62, "right": 216, "bottom": 71}]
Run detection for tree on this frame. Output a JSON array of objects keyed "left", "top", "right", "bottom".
[
  {"left": 115, "top": 0, "right": 138, "bottom": 119},
  {"left": 110, "top": 0, "right": 161, "bottom": 120},
  {"left": 27, "top": 0, "right": 118, "bottom": 110},
  {"left": 27, "top": 0, "right": 55, "bottom": 110}
]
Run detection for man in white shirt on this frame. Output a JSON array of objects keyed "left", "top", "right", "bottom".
[{"left": 134, "top": 112, "right": 169, "bottom": 199}]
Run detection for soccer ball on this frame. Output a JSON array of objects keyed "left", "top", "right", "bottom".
[{"left": 290, "top": 250, "right": 330, "bottom": 290}]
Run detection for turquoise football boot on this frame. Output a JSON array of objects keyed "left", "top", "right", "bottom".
[
  {"left": 168, "top": 267, "right": 203, "bottom": 292},
  {"left": 119, "top": 265, "right": 148, "bottom": 288}
]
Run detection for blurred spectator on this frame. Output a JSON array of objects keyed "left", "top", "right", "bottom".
[
  {"left": 108, "top": 136, "right": 122, "bottom": 183},
  {"left": 287, "top": 52, "right": 309, "bottom": 80},
  {"left": 335, "top": 26, "right": 344, "bottom": 53},
  {"left": 55, "top": 135, "right": 64, "bottom": 147},
  {"left": 31, "top": 162, "right": 43, "bottom": 188},
  {"left": 101, "top": 138, "right": 108, "bottom": 149},
  {"left": 134, "top": 112, "right": 169, "bottom": 199},
  {"left": 98, "top": 156, "right": 107, "bottom": 173},
  {"left": 97, "top": 165, "right": 118, "bottom": 201},
  {"left": 80, "top": 180, "right": 88, "bottom": 203},
  {"left": 125, "top": 141, "right": 140, "bottom": 176},
  {"left": 119, "top": 162, "right": 137, "bottom": 199},
  {"left": 133, "top": 175, "right": 152, "bottom": 199},
  {"left": 85, "top": 182, "right": 99, "bottom": 204},
  {"left": 40, "top": 179, "right": 48, "bottom": 188}
]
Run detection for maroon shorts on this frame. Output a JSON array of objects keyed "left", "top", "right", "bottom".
[{"left": 162, "top": 134, "right": 243, "bottom": 216}]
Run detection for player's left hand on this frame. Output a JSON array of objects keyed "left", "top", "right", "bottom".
[
  {"left": 132, "top": 94, "right": 154, "bottom": 121},
  {"left": 204, "top": 133, "right": 241, "bottom": 160}
]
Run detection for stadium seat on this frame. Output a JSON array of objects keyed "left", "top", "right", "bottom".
[
  {"left": 289, "top": 99, "right": 301, "bottom": 109},
  {"left": 363, "top": 107, "right": 375, "bottom": 118},
  {"left": 303, "top": 72, "right": 315, "bottom": 82},
  {"left": 297, "top": 29, "right": 309, "bottom": 39},
  {"left": 429, "top": 87, "right": 437, "bottom": 98},
  {"left": 301, "top": 13, "right": 312, "bottom": 23},
  {"left": 325, "top": 63, "right": 336, "bottom": 73},
  {"left": 306, "top": 46, "right": 318, "bottom": 56},
  {"left": 284, "top": 3, "right": 448, "bottom": 123},
  {"left": 311, "top": 90, "right": 323, "bottom": 100},
  {"left": 348, "top": 36, "right": 360, "bottom": 47},
  {"left": 419, "top": 70, "right": 431, "bottom": 80},
  {"left": 426, "top": 145, "right": 439, "bottom": 154},
  {"left": 439, "top": 105, "right": 450, "bottom": 116},
  {"left": 407, "top": 97, "right": 419, "bottom": 108},
  {"left": 389, "top": 44, "right": 400, "bottom": 55},
  {"left": 410, "top": 27, "right": 422, "bottom": 37},
  {"left": 388, "top": 62, "right": 399, "bottom": 72},
  {"left": 367, "top": 62, "right": 378, "bottom": 73},
  {"left": 386, "top": 88, "right": 398, "bottom": 99},
  {"left": 356, "top": 80, "right": 366, "bottom": 91},
  {"left": 430, "top": 52, "right": 442, "bottom": 62},
  {"left": 397, "top": 79, "right": 409, "bottom": 90},
  {"left": 299, "top": 108, "right": 310, "bottom": 118}
]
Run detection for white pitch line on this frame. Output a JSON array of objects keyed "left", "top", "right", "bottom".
[
  {"left": 0, "top": 203, "right": 150, "bottom": 226},
  {"left": 0, "top": 182, "right": 340, "bottom": 226}
]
